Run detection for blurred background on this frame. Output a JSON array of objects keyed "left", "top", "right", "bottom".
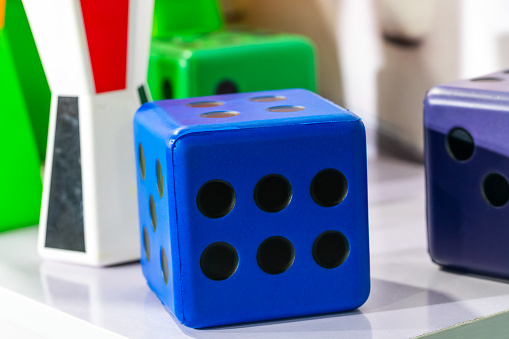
[
  {"left": 4, "top": 0, "right": 509, "bottom": 231},
  {"left": 220, "top": 0, "right": 509, "bottom": 161}
]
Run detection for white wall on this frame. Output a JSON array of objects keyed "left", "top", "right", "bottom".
[{"left": 229, "top": 0, "right": 509, "bottom": 159}]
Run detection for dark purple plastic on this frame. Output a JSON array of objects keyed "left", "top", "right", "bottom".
[{"left": 424, "top": 70, "right": 509, "bottom": 278}]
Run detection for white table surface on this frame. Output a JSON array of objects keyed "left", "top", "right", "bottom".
[{"left": 2, "top": 156, "right": 509, "bottom": 338}]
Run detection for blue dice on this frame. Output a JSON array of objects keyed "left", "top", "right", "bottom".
[
  {"left": 425, "top": 70, "right": 509, "bottom": 278},
  {"left": 133, "top": 89, "right": 370, "bottom": 328}
]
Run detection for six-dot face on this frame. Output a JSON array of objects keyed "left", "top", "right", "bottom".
[
  {"left": 134, "top": 88, "right": 369, "bottom": 328},
  {"left": 191, "top": 168, "right": 351, "bottom": 280},
  {"left": 425, "top": 70, "right": 509, "bottom": 279}
]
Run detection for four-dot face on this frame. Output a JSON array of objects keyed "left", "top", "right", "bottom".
[
  {"left": 425, "top": 70, "right": 509, "bottom": 278},
  {"left": 180, "top": 95, "right": 303, "bottom": 122},
  {"left": 134, "top": 88, "right": 369, "bottom": 328},
  {"left": 183, "top": 96, "right": 304, "bottom": 120}
]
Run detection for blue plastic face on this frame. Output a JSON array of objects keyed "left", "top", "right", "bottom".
[
  {"left": 425, "top": 71, "right": 509, "bottom": 279},
  {"left": 134, "top": 89, "right": 370, "bottom": 328}
]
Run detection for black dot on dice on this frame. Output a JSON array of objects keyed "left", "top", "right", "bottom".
[
  {"left": 311, "top": 169, "right": 348, "bottom": 207},
  {"left": 249, "top": 95, "right": 286, "bottom": 102},
  {"left": 150, "top": 194, "right": 157, "bottom": 231},
  {"left": 257, "top": 236, "right": 295, "bottom": 275},
  {"left": 254, "top": 174, "right": 292, "bottom": 213},
  {"left": 156, "top": 159, "right": 164, "bottom": 198},
  {"left": 139, "top": 143, "right": 146, "bottom": 180},
  {"left": 266, "top": 105, "right": 305, "bottom": 113},
  {"left": 200, "top": 111, "right": 239, "bottom": 118},
  {"left": 215, "top": 80, "right": 238, "bottom": 94},
  {"left": 313, "top": 230, "right": 350, "bottom": 269},
  {"left": 447, "top": 127, "right": 474, "bottom": 161},
  {"left": 197, "top": 180, "right": 236, "bottom": 218},
  {"left": 143, "top": 226, "right": 150, "bottom": 262},
  {"left": 161, "top": 247, "right": 169, "bottom": 285},
  {"left": 471, "top": 77, "right": 503, "bottom": 82},
  {"left": 200, "top": 242, "right": 239, "bottom": 281},
  {"left": 186, "top": 101, "right": 224, "bottom": 108},
  {"left": 483, "top": 173, "right": 509, "bottom": 207}
]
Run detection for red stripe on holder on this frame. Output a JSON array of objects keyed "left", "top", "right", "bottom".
[{"left": 80, "top": 0, "right": 129, "bottom": 93}]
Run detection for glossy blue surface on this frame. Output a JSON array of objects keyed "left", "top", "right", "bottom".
[
  {"left": 133, "top": 89, "right": 370, "bottom": 328},
  {"left": 425, "top": 70, "right": 509, "bottom": 279}
]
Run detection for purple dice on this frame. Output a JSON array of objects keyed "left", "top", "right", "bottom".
[{"left": 424, "top": 70, "right": 509, "bottom": 278}]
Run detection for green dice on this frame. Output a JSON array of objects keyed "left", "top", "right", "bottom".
[
  {"left": 148, "top": 1, "right": 316, "bottom": 100},
  {"left": 148, "top": 30, "right": 317, "bottom": 100},
  {"left": 152, "top": 0, "right": 223, "bottom": 38},
  {"left": 0, "top": 0, "right": 50, "bottom": 231}
]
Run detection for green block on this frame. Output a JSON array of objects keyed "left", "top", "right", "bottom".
[
  {"left": 148, "top": 30, "right": 317, "bottom": 100},
  {"left": 0, "top": 0, "right": 49, "bottom": 231},
  {"left": 152, "top": 0, "right": 223, "bottom": 38},
  {"left": 0, "top": 30, "right": 42, "bottom": 231},
  {"left": 4, "top": 0, "right": 50, "bottom": 161}
]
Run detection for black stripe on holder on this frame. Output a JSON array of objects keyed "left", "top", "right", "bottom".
[{"left": 45, "top": 96, "right": 86, "bottom": 252}]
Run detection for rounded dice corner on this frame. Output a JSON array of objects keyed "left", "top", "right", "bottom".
[
  {"left": 136, "top": 101, "right": 157, "bottom": 113},
  {"left": 352, "top": 117, "right": 366, "bottom": 133},
  {"left": 427, "top": 247, "right": 445, "bottom": 268},
  {"left": 422, "top": 85, "right": 448, "bottom": 108},
  {"left": 352, "top": 281, "right": 371, "bottom": 310}
]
